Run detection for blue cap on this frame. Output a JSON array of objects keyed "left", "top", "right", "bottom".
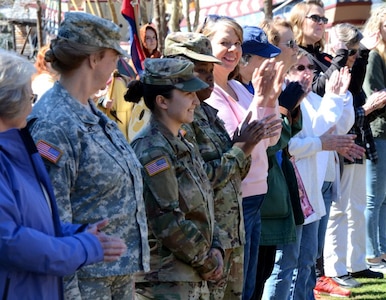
[{"left": 242, "top": 26, "right": 281, "bottom": 58}]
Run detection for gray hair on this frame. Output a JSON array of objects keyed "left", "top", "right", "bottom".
[
  {"left": 0, "top": 49, "right": 36, "bottom": 119},
  {"left": 333, "top": 23, "right": 363, "bottom": 48}
]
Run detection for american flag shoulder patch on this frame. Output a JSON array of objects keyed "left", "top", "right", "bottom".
[
  {"left": 145, "top": 156, "right": 170, "bottom": 176},
  {"left": 36, "top": 140, "right": 63, "bottom": 164}
]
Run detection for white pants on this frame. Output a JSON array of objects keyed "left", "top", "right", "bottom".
[{"left": 324, "top": 163, "right": 367, "bottom": 277}]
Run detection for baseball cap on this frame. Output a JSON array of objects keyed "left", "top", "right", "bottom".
[
  {"left": 242, "top": 26, "right": 281, "bottom": 58},
  {"left": 164, "top": 32, "right": 221, "bottom": 63},
  {"left": 57, "top": 12, "right": 128, "bottom": 57},
  {"left": 141, "top": 58, "right": 209, "bottom": 92}
]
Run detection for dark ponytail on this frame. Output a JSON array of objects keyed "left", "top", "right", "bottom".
[
  {"left": 125, "top": 81, "right": 175, "bottom": 112},
  {"left": 124, "top": 80, "right": 144, "bottom": 104}
]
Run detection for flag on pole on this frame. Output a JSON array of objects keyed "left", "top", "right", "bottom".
[{"left": 121, "top": 0, "right": 145, "bottom": 75}]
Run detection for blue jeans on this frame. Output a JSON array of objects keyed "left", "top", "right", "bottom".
[
  {"left": 292, "top": 221, "right": 319, "bottom": 300},
  {"left": 308, "top": 181, "right": 333, "bottom": 300},
  {"left": 262, "top": 225, "right": 302, "bottom": 300},
  {"left": 366, "top": 138, "right": 386, "bottom": 258},
  {"left": 242, "top": 194, "right": 265, "bottom": 300},
  {"left": 317, "top": 181, "right": 333, "bottom": 259}
]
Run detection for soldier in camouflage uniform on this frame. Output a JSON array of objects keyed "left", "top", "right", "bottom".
[
  {"left": 163, "top": 32, "right": 281, "bottom": 300},
  {"left": 126, "top": 58, "right": 224, "bottom": 300},
  {"left": 28, "top": 12, "right": 150, "bottom": 300}
]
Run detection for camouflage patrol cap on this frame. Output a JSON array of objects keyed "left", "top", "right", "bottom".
[
  {"left": 164, "top": 32, "right": 221, "bottom": 64},
  {"left": 58, "top": 12, "right": 128, "bottom": 57},
  {"left": 141, "top": 58, "right": 209, "bottom": 92}
]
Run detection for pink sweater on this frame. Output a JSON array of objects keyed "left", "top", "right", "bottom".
[{"left": 206, "top": 80, "right": 280, "bottom": 197}]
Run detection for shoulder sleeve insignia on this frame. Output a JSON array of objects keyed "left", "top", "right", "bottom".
[
  {"left": 36, "top": 140, "right": 63, "bottom": 164},
  {"left": 144, "top": 156, "right": 170, "bottom": 176}
]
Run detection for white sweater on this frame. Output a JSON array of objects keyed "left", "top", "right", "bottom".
[{"left": 288, "top": 91, "right": 354, "bottom": 225}]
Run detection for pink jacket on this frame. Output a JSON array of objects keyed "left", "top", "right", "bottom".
[{"left": 206, "top": 80, "right": 281, "bottom": 197}]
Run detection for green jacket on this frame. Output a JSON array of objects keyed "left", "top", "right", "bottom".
[
  {"left": 363, "top": 50, "right": 386, "bottom": 139},
  {"left": 260, "top": 108, "right": 304, "bottom": 246}
]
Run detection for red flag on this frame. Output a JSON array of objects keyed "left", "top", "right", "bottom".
[{"left": 121, "top": 0, "right": 146, "bottom": 75}]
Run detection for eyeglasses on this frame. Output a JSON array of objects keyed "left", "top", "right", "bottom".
[
  {"left": 281, "top": 39, "right": 297, "bottom": 49},
  {"left": 294, "top": 64, "right": 315, "bottom": 71},
  {"left": 306, "top": 15, "right": 328, "bottom": 25},
  {"left": 348, "top": 49, "right": 358, "bottom": 56},
  {"left": 30, "top": 94, "right": 37, "bottom": 104}
]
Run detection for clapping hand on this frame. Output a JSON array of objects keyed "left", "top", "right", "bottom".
[
  {"left": 233, "top": 112, "right": 282, "bottom": 156},
  {"left": 320, "top": 128, "right": 365, "bottom": 162},
  {"left": 325, "top": 67, "right": 351, "bottom": 95},
  {"left": 279, "top": 81, "right": 305, "bottom": 112},
  {"left": 363, "top": 89, "right": 386, "bottom": 113},
  {"left": 252, "top": 59, "right": 285, "bottom": 108}
]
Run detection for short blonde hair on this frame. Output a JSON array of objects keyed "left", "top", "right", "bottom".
[{"left": 260, "top": 17, "right": 293, "bottom": 47}]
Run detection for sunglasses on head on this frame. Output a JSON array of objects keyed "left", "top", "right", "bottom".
[
  {"left": 294, "top": 64, "right": 315, "bottom": 71},
  {"left": 348, "top": 49, "right": 358, "bottom": 56},
  {"left": 306, "top": 14, "right": 328, "bottom": 25},
  {"left": 200, "top": 14, "right": 235, "bottom": 32},
  {"left": 281, "top": 39, "right": 297, "bottom": 49}
]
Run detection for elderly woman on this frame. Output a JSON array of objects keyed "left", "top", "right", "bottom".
[
  {"left": 0, "top": 50, "right": 126, "bottom": 299},
  {"left": 28, "top": 12, "right": 149, "bottom": 300}
]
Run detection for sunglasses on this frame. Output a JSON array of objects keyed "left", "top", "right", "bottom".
[
  {"left": 281, "top": 39, "right": 297, "bottom": 49},
  {"left": 306, "top": 14, "right": 328, "bottom": 25},
  {"left": 294, "top": 64, "right": 315, "bottom": 71},
  {"left": 348, "top": 49, "right": 358, "bottom": 56},
  {"left": 30, "top": 94, "right": 37, "bottom": 104}
]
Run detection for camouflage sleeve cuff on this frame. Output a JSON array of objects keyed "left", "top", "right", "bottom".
[
  {"left": 230, "top": 145, "right": 249, "bottom": 169},
  {"left": 194, "top": 253, "right": 220, "bottom": 275}
]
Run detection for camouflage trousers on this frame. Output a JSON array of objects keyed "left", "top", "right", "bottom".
[
  {"left": 135, "top": 281, "right": 210, "bottom": 300},
  {"left": 64, "top": 273, "right": 135, "bottom": 300},
  {"left": 208, "top": 246, "right": 244, "bottom": 300}
]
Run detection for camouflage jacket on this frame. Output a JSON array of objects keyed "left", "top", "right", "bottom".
[
  {"left": 131, "top": 117, "right": 222, "bottom": 282},
  {"left": 28, "top": 82, "right": 150, "bottom": 278},
  {"left": 182, "top": 103, "right": 250, "bottom": 249}
]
